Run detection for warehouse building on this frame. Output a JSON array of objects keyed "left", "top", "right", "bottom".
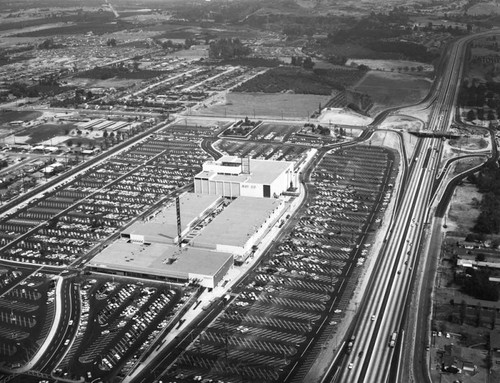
[
  {"left": 89, "top": 157, "right": 296, "bottom": 287},
  {"left": 120, "top": 193, "right": 222, "bottom": 244},
  {"left": 191, "top": 196, "right": 287, "bottom": 262},
  {"left": 87, "top": 242, "right": 233, "bottom": 289},
  {"left": 194, "top": 156, "right": 296, "bottom": 198}
]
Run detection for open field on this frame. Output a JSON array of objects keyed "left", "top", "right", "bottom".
[
  {"left": 0, "top": 110, "right": 41, "bottom": 125},
  {"left": 446, "top": 183, "right": 481, "bottom": 234},
  {"left": 14, "top": 124, "right": 75, "bottom": 145},
  {"left": 197, "top": 92, "right": 331, "bottom": 119},
  {"left": 345, "top": 58, "right": 433, "bottom": 72},
  {"left": 449, "top": 136, "right": 489, "bottom": 151},
  {"left": 378, "top": 115, "right": 424, "bottom": 131},
  {"left": 452, "top": 156, "right": 488, "bottom": 176},
  {"left": 354, "top": 72, "right": 432, "bottom": 116}
]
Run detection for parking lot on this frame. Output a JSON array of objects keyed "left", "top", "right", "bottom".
[
  {"left": 0, "top": 270, "right": 58, "bottom": 369},
  {"left": 52, "top": 276, "right": 192, "bottom": 381},
  {"left": 0, "top": 125, "right": 210, "bottom": 267},
  {"left": 161, "top": 145, "right": 396, "bottom": 383},
  {"left": 215, "top": 139, "right": 308, "bottom": 163}
]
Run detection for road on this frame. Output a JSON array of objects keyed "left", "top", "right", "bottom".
[
  {"left": 33, "top": 279, "right": 79, "bottom": 375},
  {"left": 328, "top": 32, "right": 471, "bottom": 383}
]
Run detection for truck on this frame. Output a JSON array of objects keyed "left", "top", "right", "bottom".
[
  {"left": 346, "top": 335, "right": 356, "bottom": 354},
  {"left": 388, "top": 332, "right": 397, "bottom": 348}
]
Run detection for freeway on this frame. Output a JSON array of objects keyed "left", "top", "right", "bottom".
[{"left": 326, "top": 32, "right": 472, "bottom": 383}]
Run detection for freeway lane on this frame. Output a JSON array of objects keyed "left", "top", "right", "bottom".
[{"left": 331, "top": 31, "right": 470, "bottom": 383}]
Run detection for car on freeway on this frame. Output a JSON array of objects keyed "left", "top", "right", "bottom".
[{"left": 348, "top": 363, "right": 353, "bottom": 370}]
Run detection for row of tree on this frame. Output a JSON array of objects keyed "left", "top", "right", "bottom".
[
  {"left": 208, "top": 38, "right": 251, "bottom": 60},
  {"left": 458, "top": 80, "right": 500, "bottom": 109},
  {"left": 468, "top": 163, "right": 500, "bottom": 235},
  {"left": 459, "top": 268, "right": 499, "bottom": 301},
  {"left": 465, "top": 108, "right": 497, "bottom": 121}
]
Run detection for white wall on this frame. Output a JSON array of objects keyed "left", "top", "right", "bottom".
[
  {"left": 130, "top": 234, "right": 144, "bottom": 243},
  {"left": 240, "top": 183, "right": 262, "bottom": 198},
  {"left": 188, "top": 272, "right": 216, "bottom": 289}
]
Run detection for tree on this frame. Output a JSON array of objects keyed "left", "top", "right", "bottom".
[
  {"left": 462, "top": 269, "right": 499, "bottom": 301},
  {"left": 477, "top": 303, "right": 482, "bottom": 327},
  {"left": 107, "top": 38, "right": 117, "bottom": 47},
  {"left": 460, "top": 300, "right": 467, "bottom": 324},
  {"left": 184, "top": 38, "right": 196, "bottom": 49},
  {"left": 466, "top": 109, "right": 476, "bottom": 121},
  {"left": 302, "top": 57, "right": 314, "bottom": 70},
  {"left": 209, "top": 38, "right": 251, "bottom": 59}
]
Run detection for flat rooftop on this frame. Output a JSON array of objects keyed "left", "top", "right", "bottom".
[
  {"left": 196, "top": 158, "right": 293, "bottom": 186},
  {"left": 88, "top": 241, "right": 232, "bottom": 279},
  {"left": 193, "top": 196, "right": 283, "bottom": 248},
  {"left": 122, "top": 193, "right": 221, "bottom": 241}
]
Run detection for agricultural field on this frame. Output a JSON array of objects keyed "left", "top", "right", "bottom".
[
  {"left": 354, "top": 71, "right": 432, "bottom": 116},
  {"left": 13, "top": 18, "right": 131, "bottom": 37},
  {"left": 233, "top": 67, "right": 365, "bottom": 95},
  {"left": 307, "top": 43, "right": 399, "bottom": 61},
  {"left": 151, "top": 24, "right": 267, "bottom": 41},
  {"left": 466, "top": 34, "right": 500, "bottom": 82},
  {"left": 74, "top": 68, "right": 166, "bottom": 81},
  {"left": 199, "top": 92, "right": 332, "bottom": 119},
  {"left": 67, "top": 77, "right": 138, "bottom": 90},
  {"left": 467, "top": 1, "right": 500, "bottom": 16}
]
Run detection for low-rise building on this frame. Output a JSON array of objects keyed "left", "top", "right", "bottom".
[{"left": 194, "top": 156, "right": 296, "bottom": 198}]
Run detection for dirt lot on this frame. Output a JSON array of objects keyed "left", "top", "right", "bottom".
[
  {"left": 354, "top": 72, "right": 432, "bottom": 116},
  {"left": 446, "top": 183, "right": 482, "bottom": 234},
  {"left": 198, "top": 92, "right": 331, "bottom": 119}
]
